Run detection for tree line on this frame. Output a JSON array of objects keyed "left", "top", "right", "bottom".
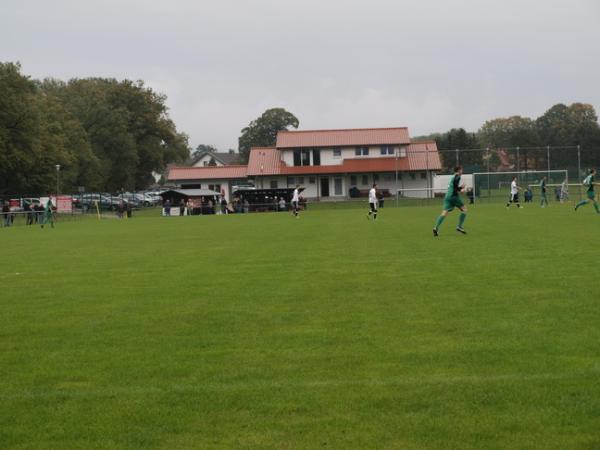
[
  {"left": 418, "top": 103, "right": 600, "bottom": 171},
  {"left": 0, "top": 62, "right": 189, "bottom": 195}
]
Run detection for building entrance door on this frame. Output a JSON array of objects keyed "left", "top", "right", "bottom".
[{"left": 320, "top": 178, "right": 330, "bottom": 197}]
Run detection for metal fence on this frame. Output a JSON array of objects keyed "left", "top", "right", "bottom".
[{"left": 436, "top": 145, "right": 598, "bottom": 180}]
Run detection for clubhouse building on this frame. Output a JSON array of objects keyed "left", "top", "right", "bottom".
[{"left": 167, "top": 127, "right": 442, "bottom": 201}]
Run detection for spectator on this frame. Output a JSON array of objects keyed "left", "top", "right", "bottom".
[
  {"left": 164, "top": 199, "right": 171, "bottom": 216},
  {"left": 24, "top": 201, "right": 34, "bottom": 225},
  {"left": 186, "top": 199, "right": 193, "bottom": 216},
  {"left": 278, "top": 197, "right": 286, "bottom": 211},
  {"left": 179, "top": 199, "right": 186, "bottom": 216},
  {"left": 243, "top": 199, "right": 250, "bottom": 214},
  {"left": 116, "top": 201, "right": 124, "bottom": 219},
  {"left": 126, "top": 201, "right": 132, "bottom": 218},
  {"left": 221, "top": 197, "right": 228, "bottom": 215},
  {"left": 2, "top": 202, "right": 11, "bottom": 227},
  {"left": 466, "top": 188, "right": 474, "bottom": 204}
]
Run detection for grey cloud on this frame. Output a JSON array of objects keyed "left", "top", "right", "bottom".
[{"left": 1, "top": 0, "right": 599, "bottom": 149}]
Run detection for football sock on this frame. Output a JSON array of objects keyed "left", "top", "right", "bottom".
[
  {"left": 575, "top": 200, "right": 587, "bottom": 209},
  {"left": 458, "top": 212, "right": 466, "bottom": 228},
  {"left": 434, "top": 215, "right": 445, "bottom": 229},
  {"left": 594, "top": 201, "right": 600, "bottom": 213}
]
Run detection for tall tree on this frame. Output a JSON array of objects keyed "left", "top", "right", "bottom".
[
  {"left": 432, "top": 128, "right": 481, "bottom": 170},
  {"left": 238, "top": 108, "right": 299, "bottom": 162},
  {"left": 536, "top": 103, "right": 600, "bottom": 170}
]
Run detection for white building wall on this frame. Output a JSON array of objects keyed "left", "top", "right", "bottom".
[
  {"left": 280, "top": 145, "right": 409, "bottom": 168},
  {"left": 178, "top": 178, "right": 244, "bottom": 202},
  {"left": 192, "top": 155, "right": 224, "bottom": 167}
]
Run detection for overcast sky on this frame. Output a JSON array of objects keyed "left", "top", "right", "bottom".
[{"left": 2, "top": 0, "right": 599, "bottom": 151}]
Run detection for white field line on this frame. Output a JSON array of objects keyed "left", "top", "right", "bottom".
[{"left": 2, "top": 369, "right": 598, "bottom": 400}]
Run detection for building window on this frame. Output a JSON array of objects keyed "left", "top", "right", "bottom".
[
  {"left": 312, "top": 150, "right": 321, "bottom": 166},
  {"left": 410, "top": 173, "right": 416, "bottom": 180},
  {"left": 309, "top": 177, "right": 316, "bottom": 184},
  {"left": 384, "top": 174, "right": 393, "bottom": 182},
  {"left": 350, "top": 175, "right": 357, "bottom": 186},
  {"left": 398, "top": 147, "right": 407, "bottom": 157},
  {"left": 420, "top": 172, "right": 427, "bottom": 180},
  {"left": 355, "top": 147, "right": 369, "bottom": 156},
  {"left": 380, "top": 146, "right": 395, "bottom": 155},
  {"left": 270, "top": 180, "right": 278, "bottom": 189},
  {"left": 333, "top": 149, "right": 342, "bottom": 158},
  {"left": 293, "top": 150, "right": 301, "bottom": 166},
  {"left": 373, "top": 174, "right": 380, "bottom": 182},
  {"left": 203, "top": 161, "right": 208, "bottom": 166},
  {"left": 361, "top": 175, "right": 369, "bottom": 185},
  {"left": 301, "top": 150, "right": 310, "bottom": 166},
  {"left": 287, "top": 177, "right": 295, "bottom": 185},
  {"left": 298, "top": 177, "right": 305, "bottom": 184}
]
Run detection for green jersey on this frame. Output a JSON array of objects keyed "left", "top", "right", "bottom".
[
  {"left": 445, "top": 174, "right": 461, "bottom": 199},
  {"left": 583, "top": 175, "right": 594, "bottom": 193}
]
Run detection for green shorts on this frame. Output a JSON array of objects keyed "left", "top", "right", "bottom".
[
  {"left": 443, "top": 196, "right": 464, "bottom": 211},
  {"left": 587, "top": 191, "right": 596, "bottom": 200}
]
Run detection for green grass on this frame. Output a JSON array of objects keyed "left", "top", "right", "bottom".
[{"left": 1, "top": 202, "right": 600, "bottom": 449}]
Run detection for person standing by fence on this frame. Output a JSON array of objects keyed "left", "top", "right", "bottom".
[
  {"left": 2, "top": 202, "right": 11, "bottom": 227},
  {"left": 540, "top": 176, "right": 548, "bottom": 208}
]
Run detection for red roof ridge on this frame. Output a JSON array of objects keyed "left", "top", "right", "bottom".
[
  {"left": 278, "top": 126, "right": 409, "bottom": 134},
  {"left": 171, "top": 164, "right": 248, "bottom": 169},
  {"left": 410, "top": 139, "right": 437, "bottom": 144}
]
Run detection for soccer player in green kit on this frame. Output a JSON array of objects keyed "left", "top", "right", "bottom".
[
  {"left": 574, "top": 168, "right": 600, "bottom": 213},
  {"left": 540, "top": 176, "right": 548, "bottom": 208},
  {"left": 433, "top": 166, "right": 467, "bottom": 236}
]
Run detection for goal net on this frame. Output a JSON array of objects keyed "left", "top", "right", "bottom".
[{"left": 472, "top": 170, "right": 568, "bottom": 204}]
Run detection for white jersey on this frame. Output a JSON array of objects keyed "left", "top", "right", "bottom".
[
  {"left": 510, "top": 180, "right": 518, "bottom": 195},
  {"left": 368, "top": 188, "right": 377, "bottom": 204},
  {"left": 292, "top": 189, "right": 299, "bottom": 202}
]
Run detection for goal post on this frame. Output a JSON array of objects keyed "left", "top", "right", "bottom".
[{"left": 472, "top": 170, "right": 568, "bottom": 204}]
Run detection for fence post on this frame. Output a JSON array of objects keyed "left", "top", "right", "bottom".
[
  {"left": 426, "top": 148, "right": 430, "bottom": 198},
  {"left": 547, "top": 145, "right": 550, "bottom": 172},
  {"left": 516, "top": 146, "right": 520, "bottom": 172},
  {"left": 577, "top": 145, "right": 581, "bottom": 179},
  {"left": 455, "top": 148, "right": 459, "bottom": 166}
]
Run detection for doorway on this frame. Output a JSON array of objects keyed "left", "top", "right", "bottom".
[{"left": 320, "top": 177, "right": 330, "bottom": 197}]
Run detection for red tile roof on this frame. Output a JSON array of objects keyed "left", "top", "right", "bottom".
[
  {"left": 168, "top": 165, "right": 248, "bottom": 181},
  {"left": 247, "top": 147, "right": 282, "bottom": 176},
  {"left": 407, "top": 141, "right": 442, "bottom": 171},
  {"left": 276, "top": 127, "right": 411, "bottom": 148}
]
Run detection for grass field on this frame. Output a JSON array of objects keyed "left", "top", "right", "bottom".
[{"left": 1, "top": 202, "right": 600, "bottom": 449}]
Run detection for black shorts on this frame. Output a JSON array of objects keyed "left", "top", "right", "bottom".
[
  {"left": 369, "top": 202, "right": 377, "bottom": 212},
  {"left": 510, "top": 193, "right": 519, "bottom": 202},
  {"left": 292, "top": 201, "right": 298, "bottom": 210}
]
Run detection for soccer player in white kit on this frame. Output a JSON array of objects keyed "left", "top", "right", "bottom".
[
  {"left": 367, "top": 183, "right": 378, "bottom": 220},
  {"left": 506, "top": 176, "right": 523, "bottom": 208},
  {"left": 291, "top": 185, "right": 300, "bottom": 218}
]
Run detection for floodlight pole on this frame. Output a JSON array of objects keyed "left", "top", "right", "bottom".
[{"left": 55, "top": 164, "right": 61, "bottom": 196}]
